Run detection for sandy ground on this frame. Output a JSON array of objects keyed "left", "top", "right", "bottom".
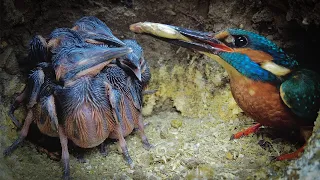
[{"left": 1, "top": 109, "right": 299, "bottom": 179}]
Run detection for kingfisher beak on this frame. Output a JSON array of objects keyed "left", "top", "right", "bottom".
[{"left": 130, "top": 22, "right": 233, "bottom": 54}]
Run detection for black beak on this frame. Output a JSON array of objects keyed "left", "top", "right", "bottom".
[
  {"left": 167, "top": 25, "right": 233, "bottom": 53},
  {"left": 60, "top": 46, "right": 132, "bottom": 84},
  {"left": 117, "top": 59, "right": 142, "bottom": 81}
]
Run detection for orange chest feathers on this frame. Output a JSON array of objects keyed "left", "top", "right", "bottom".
[{"left": 229, "top": 75, "right": 301, "bottom": 128}]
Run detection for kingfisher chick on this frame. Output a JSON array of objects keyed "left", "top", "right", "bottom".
[
  {"left": 72, "top": 16, "right": 125, "bottom": 47},
  {"left": 130, "top": 22, "right": 320, "bottom": 160}
]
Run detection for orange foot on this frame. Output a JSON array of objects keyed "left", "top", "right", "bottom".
[
  {"left": 230, "top": 123, "right": 262, "bottom": 140},
  {"left": 276, "top": 144, "right": 306, "bottom": 161}
]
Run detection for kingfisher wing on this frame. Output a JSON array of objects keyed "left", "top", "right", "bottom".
[{"left": 280, "top": 69, "right": 320, "bottom": 120}]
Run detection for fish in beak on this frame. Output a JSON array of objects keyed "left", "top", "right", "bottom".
[{"left": 129, "top": 22, "right": 233, "bottom": 55}]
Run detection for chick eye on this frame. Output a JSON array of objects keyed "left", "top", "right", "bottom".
[
  {"left": 123, "top": 60, "right": 137, "bottom": 69},
  {"left": 233, "top": 35, "right": 248, "bottom": 47}
]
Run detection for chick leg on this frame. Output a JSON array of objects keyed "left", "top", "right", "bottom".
[
  {"left": 106, "top": 83, "right": 133, "bottom": 167},
  {"left": 137, "top": 114, "right": 153, "bottom": 150},
  {"left": 8, "top": 87, "right": 28, "bottom": 128},
  {"left": 58, "top": 125, "right": 70, "bottom": 180},
  {"left": 115, "top": 124, "right": 133, "bottom": 168},
  {"left": 8, "top": 68, "right": 45, "bottom": 128},
  {"left": 99, "top": 141, "right": 108, "bottom": 157},
  {"left": 3, "top": 110, "right": 33, "bottom": 156}
]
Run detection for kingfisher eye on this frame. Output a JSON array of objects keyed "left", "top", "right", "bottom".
[{"left": 233, "top": 35, "right": 248, "bottom": 47}]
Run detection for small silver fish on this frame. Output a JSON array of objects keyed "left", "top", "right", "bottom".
[{"left": 130, "top": 22, "right": 190, "bottom": 42}]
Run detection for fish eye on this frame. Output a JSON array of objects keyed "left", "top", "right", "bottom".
[{"left": 233, "top": 35, "right": 248, "bottom": 47}]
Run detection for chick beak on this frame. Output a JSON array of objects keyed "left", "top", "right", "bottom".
[
  {"left": 118, "top": 59, "right": 142, "bottom": 81},
  {"left": 133, "top": 68, "right": 142, "bottom": 81},
  {"left": 61, "top": 46, "right": 132, "bottom": 85}
]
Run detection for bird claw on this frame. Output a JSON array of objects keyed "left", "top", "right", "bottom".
[
  {"left": 133, "top": 122, "right": 150, "bottom": 132},
  {"left": 269, "top": 155, "right": 278, "bottom": 162},
  {"left": 8, "top": 95, "right": 23, "bottom": 128},
  {"left": 142, "top": 89, "right": 158, "bottom": 95},
  {"left": 257, "top": 139, "right": 273, "bottom": 152},
  {"left": 129, "top": 161, "right": 135, "bottom": 169},
  {"left": 143, "top": 142, "right": 154, "bottom": 150},
  {"left": 125, "top": 155, "right": 134, "bottom": 168},
  {"left": 229, "top": 134, "right": 236, "bottom": 140},
  {"left": 99, "top": 143, "right": 108, "bottom": 157},
  {"left": 121, "top": 145, "right": 134, "bottom": 168},
  {"left": 76, "top": 156, "right": 87, "bottom": 163},
  {"left": 3, "top": 136, "right": 25, "bottom": 156},
  {"left": 100, "top": 151, "right": 108, "bottom": 157},
  {"left": 62, "top": 161, "right": 70, "bottom": 180},
  {"left": 3, "top": 147, "right": 13, "bottom": 157},
  {"left": 9, "top": 114, "right": 22, "bottom": 128}
]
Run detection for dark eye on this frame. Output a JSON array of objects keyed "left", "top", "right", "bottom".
[
  {"left": 233, "top": 35, "right": 248, "bottom": 47},
  {"left": 123, "top": 60, "right": 137, "bottom": 69}
]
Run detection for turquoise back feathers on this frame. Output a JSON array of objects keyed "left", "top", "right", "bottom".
[{"left": 280, "top": 69, "right": 320, "bottom": 120}]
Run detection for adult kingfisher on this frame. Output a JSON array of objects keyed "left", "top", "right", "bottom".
[{"left": 130, "top": 22, "right": 320, "bottom": 160}]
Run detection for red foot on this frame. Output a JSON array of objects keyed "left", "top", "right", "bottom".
[
  {"left": 276, "top": 144, "right": 306, "bottom": 161},
  {"left": 230, "top": 123, "right": 262, "bottom": 140}
]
